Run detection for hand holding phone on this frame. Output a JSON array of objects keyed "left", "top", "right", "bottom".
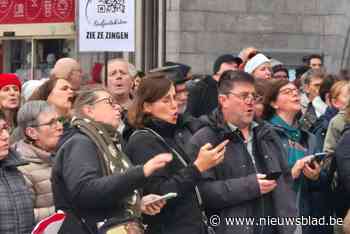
[
  {"left": 264, "top": 172, "right": 282, "bottom": 180},
  {"left": 143, "top": 193, "right": 178, "bottom": 206},
  {"left": 308, "top": 152, "right": 327, "bottom": 169}
]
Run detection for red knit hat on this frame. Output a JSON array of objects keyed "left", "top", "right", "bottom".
[{"left": 0, "top": 73, "right": 21, "bottom": 91}]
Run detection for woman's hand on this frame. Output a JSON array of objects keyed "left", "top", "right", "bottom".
[
  {"left": 291, "top": 156, "right": 313, "bottom": 179},
  {"left": 194, "top": 140, "right": 229, "bottom": 172},
  {"left": 143, "top": 153, "right": 172, "bottom": 177},
  {"left": 140, "top": 194, "right": 166, "bottom": 216},
  {"left": 303, "top": 161, "right": 321, "bottom": 181}
]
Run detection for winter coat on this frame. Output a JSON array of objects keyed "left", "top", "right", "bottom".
[
  {"left": 323, "top": 110, "right": 347, "bottom": 154},
  {"left": 186, "top": 75, "right": 218, "bottom": 118},
  {"left": 189, "top": 110, "right": 297, "bottom": 234},
  {"left": 0, "top": 150, "right": 35, "bottom": 234},
  {"left": 12, "top": 140, "right": 55, "bottom": 223},
  {"left": 125, "top": 117, "right": 207, "bottom": 234},
  {"left": 270, "top": 121, "right": 332, "bottom": 234},
  {"left": 334, "top": 124, "right": 350, "bottom": 218},
  {"left": 51, "top": 126, "right": 147, "bottom": 233}
]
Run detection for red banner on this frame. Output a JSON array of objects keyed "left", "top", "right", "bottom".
[{"left": 0, "top": 0, "right": 75, "bottom": 24}]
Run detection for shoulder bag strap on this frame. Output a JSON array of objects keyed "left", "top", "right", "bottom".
[{"left": 133, "top": 128, "right": 211, "bottom": 226}]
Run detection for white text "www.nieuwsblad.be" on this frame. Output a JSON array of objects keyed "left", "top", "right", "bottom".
[{"left": 209, "top": 215, "right": 343, "bottom": 227}]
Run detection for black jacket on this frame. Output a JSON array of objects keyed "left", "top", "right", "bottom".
[
  {"left": 189, "top": 110, "right": 297, "bottom": 234},
  {"left": 51, "top": 127, "right": 147, "bottom": 233},
  {"left": 125, "top": 117, "right": 207, "bottom": 234},
  {"left": 186, "top": 75, "right": 218, "bottom": 118},
  {"left": 334, "top": 123, "right": 350, "bottom": 218}
]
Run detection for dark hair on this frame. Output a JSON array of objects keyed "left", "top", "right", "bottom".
[
  {"left": 213, "top": 54, "right": 242, "bottom": 74},
  {"left": 128, "top": 72, "right": 173, "bottom": 128},
  {"left": 262, "top": 79, "right": 290, "bottom": 120},
  {"left": 272, "top": 65, "right": 289, "bottom": 79},
  {"left": 319, "top": 74, "right": 338, "bottom": 102},
  {"left": 28, "top": 78, "right": 60, "bottom": 101},
  {"left": 255, "top": 79, "right": 271, "bottom": 103},
  {"left": 218, "top": 70, "right": 255, "bottom": 95},
  {"left": 308, "top": 54, "right": 323, "bottom": 65}
]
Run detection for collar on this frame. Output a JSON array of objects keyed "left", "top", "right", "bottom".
[
  {"left": 227, "top": 121, "right": 259, "bottom": 132},
  {"left": 270, "top": 114, "right": 301, "bottom": 141},
  {"left": 312, "top": 96, "right": 328, "bottom": 118}
]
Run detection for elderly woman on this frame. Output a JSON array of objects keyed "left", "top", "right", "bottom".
[
  {"left": 244, "top": 53, "right": 272, "bottom": 80},
  {"left": 262, "top": 79, "right": 330, "bottom": 234},
  {"left": 0, "top": 110, "right": 34, "bottom": 233},
  {"left": 12, "top": 100, "right": 63, "bottom": 223},
  {"left": 29, "top": 78, "right": 74, "bottom": 123},
  {"left": 52, "top": 86, "right": 172, "bottom": 233},
  {"left": 0, "top": 73, "right": 21, "bottom": 132}
]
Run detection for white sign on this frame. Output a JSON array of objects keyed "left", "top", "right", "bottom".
[{"left": 79, "top": 0, "right": 135, "bottom": 52}]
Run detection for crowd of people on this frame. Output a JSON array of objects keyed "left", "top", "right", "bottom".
[{"left": 1, "top": 47, "right": 350, "bottom": 234}]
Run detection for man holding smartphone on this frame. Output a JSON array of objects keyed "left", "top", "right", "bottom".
[{"left": 189, "top": 71, "right": 297, "bottom": 234}]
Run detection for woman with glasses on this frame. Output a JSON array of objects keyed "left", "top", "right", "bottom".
[
  {"left": 262, "top": 79, "right": 329, "bottom": 234},
  {"left": 52, "top": 86, "right": 172, "bottom": 233},
  {"left": 0, "top": 109, "right": 35, "bottom": 234},
  {"left": 12, "top": 100, "right": 63, "bottom": 223}
]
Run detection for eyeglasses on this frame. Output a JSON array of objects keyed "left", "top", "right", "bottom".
[
  {"left": 273, "top": 75, "right": 288, "bottom": 79},
  {"left": 279, "top": 87, "right": 299, "bottom": 96},
  {"left": 93, "top": 96, "right": 116, "bottom": 106},
  {"left": 226, "top": 91, "right": 261, "bottom": 103},
  {"left": 30, "top": 117, "right": 63, "bottom": 128}
]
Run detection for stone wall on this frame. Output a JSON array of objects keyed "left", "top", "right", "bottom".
[{"left": 166, "top": 0, "right": 350, "bottom": 74}]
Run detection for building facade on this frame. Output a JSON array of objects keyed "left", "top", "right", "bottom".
[{"left": 166, "top": 0, "right": 350, "bottom": 74}]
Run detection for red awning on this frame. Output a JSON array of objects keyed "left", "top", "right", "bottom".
[{"left": 0, "top": 0, "right": 75, "bottom": 24}]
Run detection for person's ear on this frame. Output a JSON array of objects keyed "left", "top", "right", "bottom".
[
  {"left": 25, "top": 127, "right": 39, "bottom": 141},
  {"left": 143, "top": 102, "right": 153, "bottom": 114},
  {"left": 218, "top": 94, "right": 229, "bottom": 109},
  {"left": 271, "top": 101, "right": 279, "bottom": 110},
  {"left": 81, "top": 105, "right": 94, "bottom": 118}
]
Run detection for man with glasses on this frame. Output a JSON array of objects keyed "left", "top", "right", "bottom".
[{"left": 189, "top": 70, "right": 296, "bottom": 234}]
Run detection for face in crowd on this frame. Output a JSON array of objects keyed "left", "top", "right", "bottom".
[
  {"left": 309, "top": 57, "right": 322, "bottom": 70},
  {"left": 174, "top": 83, "right": 189, "bottom": 114},
  {"left": 272, "top": 83, "right": 301, "bottom": 116},
  {"left": 273, "top": 70, "right": 289, "bottom": 80},
  {"left": 85, "top": 91, "right": 122, "bottom": 128},
  {"left": 107, "top": 60, "right": 133, "bottom": 98},
  {"left": 26, "top": 110, "right": 63, "bottom": 152},
  {"left": 219, "top": 81, "right": 257, "bottom": 128},
  {"left": 0, "top": 119, "right": 9, "bottom": 160},
  {"left": 253, "top": 63, "right": 272, "bottom": 80},
  {"left": 0, "top": 84, "right": 20, "bottom": 110},
  {"left": 144, "top": 84, "right": 179, "bottom": 125},
  {"left": 305, "top": 76, "right": 323, "bottom": 101},
  {"left": 47, "top": 79, "right": 74, "bottom": 116}
]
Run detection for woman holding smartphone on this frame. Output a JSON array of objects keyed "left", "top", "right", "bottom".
[
  {"left": 262, "top": 79, "right": 330, "bottom": 234},
  {"left": 125, "top": 72, "right": 228, "bottom": 234}
]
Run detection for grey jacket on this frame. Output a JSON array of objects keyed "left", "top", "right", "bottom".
[{"left": 0, "top": 150, "right": 35, "bottom": 234}]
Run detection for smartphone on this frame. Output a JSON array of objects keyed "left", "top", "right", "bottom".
[
  {"left": 308, "top": 152, "right": 327, "bottom": 169},
  {"left": 310, "top": 152, "right": 327, "bottom": 164},
  {"left": 265, "top": 172, "right": 282, "bottom": 180},
  {"left": 143, "top": 193, "right": 178, "bottom": 206}
]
